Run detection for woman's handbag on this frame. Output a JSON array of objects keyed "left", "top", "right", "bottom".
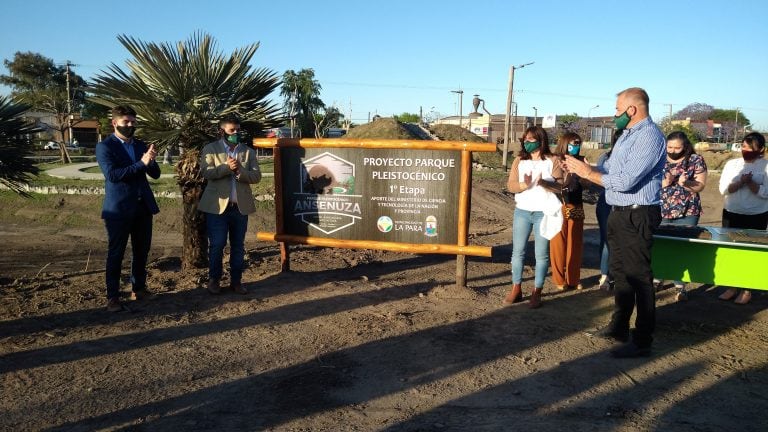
[{"left": 563, "top": 205, "right": 585, "bottom": 220}]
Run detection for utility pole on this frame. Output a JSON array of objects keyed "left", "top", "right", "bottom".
[
  {"left": 502, "top": 62, "right": 534, "bottom": 170},
  {"left": 735, "top": 107, "right": 740, "bottom": 142},
  {"left": 348, "top": 98, "right": 352, "bottom": 130}
]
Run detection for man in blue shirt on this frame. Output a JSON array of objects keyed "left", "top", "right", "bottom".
[{"left": 564, "top": 87, "right": 666, "bottom": 358}]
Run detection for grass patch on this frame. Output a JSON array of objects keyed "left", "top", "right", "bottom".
[
  {"left": 70, "top": 159, "right": 274, "bottom": 175},
  {"left": 27, "top": 160, "right": 276, "bottom": 196},
  {"left": 0, "top": 191, "right": 103, "bottom": 226},
  {"left": 28, "top": 173, "right": 107, "bottom": 189}
]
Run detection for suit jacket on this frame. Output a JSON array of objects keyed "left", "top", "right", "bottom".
[
  {"left": 96, "top": 134, "right": 161, "bottom": 220},
  {"left": 198, "top": 139, "right": 262, "bottom": 215}
]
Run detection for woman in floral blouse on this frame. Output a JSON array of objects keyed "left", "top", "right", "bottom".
[{"left": 655, "top": 131, "right": 708, "bottom": 301}]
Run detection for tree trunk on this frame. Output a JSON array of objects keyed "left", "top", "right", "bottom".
[
  {"left": 176, "top": 149, "right": 208, "bottom": 270},
  {"left": 59, "top": 145, "right": 72, "bottom": 164}
]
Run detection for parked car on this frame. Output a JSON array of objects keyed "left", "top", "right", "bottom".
[
  {"left": 324, "top": 128, "right": 347, "bottom": 138},
  {"left": 265, "top": 127, "right": 299, "bottom": 138},
  {"left": 44, "top": 141, "right": 79, "bottom": 150}
]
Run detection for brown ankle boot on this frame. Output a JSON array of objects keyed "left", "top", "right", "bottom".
[
  {"left": 528, "top": 288, "right": 543, "bottom": 309},
  {"left": 503, "top": 283, "right": 522, "bottom": 305}
]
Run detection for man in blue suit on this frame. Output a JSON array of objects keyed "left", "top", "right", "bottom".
[{"left": 96, "top": 105, "right": 161, "bottom": 312}]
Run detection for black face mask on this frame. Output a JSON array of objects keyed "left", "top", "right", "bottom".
[
  {"left": 667, "top": 151, "right": 684, "bottom": 160},
  {"left": 116, "top": 125, "right": 135, "bottom": 139}
]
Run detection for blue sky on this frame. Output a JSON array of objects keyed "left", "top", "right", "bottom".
[{"left": 2, "top": 0, "right": 767, "bottom": 130}]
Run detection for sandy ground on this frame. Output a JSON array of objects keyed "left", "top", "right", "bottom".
[{"left": 0, "top": 173, "right": 766, "bottom": 431}]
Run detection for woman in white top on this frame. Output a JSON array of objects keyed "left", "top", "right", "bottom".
[
  {"left": 717, "top": 132, "right": 768, "bottom": 304},
  {"left": 503, "top": 126, "right": 563, "bottom": 308}
]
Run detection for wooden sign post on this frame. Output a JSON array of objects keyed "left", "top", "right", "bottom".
[{"left": 253, "top": 138, "right": 496, "bottom": 288}]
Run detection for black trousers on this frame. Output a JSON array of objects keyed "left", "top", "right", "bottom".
[
  {"left": 104, "top": 204, "right": 153, "bottom": 300},
  {"left": 606, "top": 205, "right": 661, "bottom": 348},
  {"left": 722, "top": 209, "right": 768, "bottom": 230}
]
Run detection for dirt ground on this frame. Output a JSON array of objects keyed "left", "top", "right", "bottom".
[{"left": 1, "top": 172, "right": 766, "bottom": 431}]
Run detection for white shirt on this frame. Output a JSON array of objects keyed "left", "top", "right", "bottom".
[
  {"left": 718, "top": 156, "right": 768, "bottom": 215},
  {"left": 514, "top": 158, "right": 557, "bottom": 212},
  {"left": 223, "top": 142, "right": 239, "bottom": 204}
]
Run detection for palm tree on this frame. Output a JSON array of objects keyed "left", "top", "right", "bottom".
[
  {"left": 0, "top": 96, "right": 40, "bottom": 196},
  {"left": 89, "top": 32, "right": 282, "bottom": 270}
]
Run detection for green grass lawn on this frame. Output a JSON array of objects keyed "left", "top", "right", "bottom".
[
  {"left": 75, "top": 159, "right": 274, "bottom": 174},
  {"left": 28, "top": 161, "right": 276, "bottom": 196}
]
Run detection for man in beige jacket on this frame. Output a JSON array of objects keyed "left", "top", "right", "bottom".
[{"left": 198, "top": 115, "right": 262, "bottom": 294}]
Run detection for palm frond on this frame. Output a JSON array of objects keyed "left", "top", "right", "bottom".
[
  {"left": 89, "top": 32, "right": 282, "bottom": 151},
  {"left": 0, "top": 96, "right": 41, "bottom": 196}
]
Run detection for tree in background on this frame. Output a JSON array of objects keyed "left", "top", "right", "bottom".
[
  {"left": 394, "top": 112, "right": 420, "bottom": 123},
  {"left": 312, "top": 105, "right": 344, "bottom": 138},
  {"left": 281, "top": 69, "right": 323, "bottom": 138},
  {"left": 673, "top": 103, "right": 714, "bottom": 121},
  {"left": 0, "top": 96, "right": 40, "bottom": 195},
  {"left": 673, "top": 103, "right": 751, "bottom": 142},
  {"left": 89, "top": 32, "right": 282, "bottom": 269},
  {"left": 0, "top": 52, "right": 88, "bottom": 163},
  {"left": 658, "top": 118, "right": 703, "bottom": 143},
  {"left": 80, "top": 102, "right": 113, "bottom": 137},
  {"left": 711, "top": 108, "right": 751, "bottom": 142},
  {"left": 546, "top": 113, "right": 585, "bottom": 143}
]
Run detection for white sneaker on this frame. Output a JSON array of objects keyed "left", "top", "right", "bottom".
[
  {"left": 598, "top": 275, "right": 610, "bottom": 291},
  {"left": 653, "top": 279, "right": 664, "bottom": 291}
]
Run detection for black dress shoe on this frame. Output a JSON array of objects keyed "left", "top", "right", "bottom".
[
  {"left": 590, "top": 327, "right": 629, "bottom": 343},
  {"left": 610, "top": 342, "right": 651, "bottom": 358}
]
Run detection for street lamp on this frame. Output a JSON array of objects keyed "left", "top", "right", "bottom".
[
  {"left": 588, "top": 104, "right": 599, "bottom": 119},
  {"left": 532, "top": 106, "right": 538, "bottom": 126},
  {"left": 451, "top": 89, "right": 464, "bottom": 130},
  {"left": 503, "top": 61, "right": 534, "bottom": 170}
]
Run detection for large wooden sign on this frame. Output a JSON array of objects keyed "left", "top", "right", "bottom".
[
  {"left": 253, "top": 138, "right": 496, "bottom": 287},
  {"left": 279, "top": 147, "right": 460, "bottom": 244}
]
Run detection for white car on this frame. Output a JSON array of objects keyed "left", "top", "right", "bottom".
[{"left": 44, "top": 141, "right": 79, "bottom": 150}]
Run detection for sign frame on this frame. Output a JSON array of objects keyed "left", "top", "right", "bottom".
[{"left": 253, "top": 137, "right": 496, "bottom": 287}]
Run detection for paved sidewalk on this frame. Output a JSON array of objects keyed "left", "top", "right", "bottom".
[
  {"left": 45, "top": 163, "right": 174, "bottom": 180},
  {"left": 46, "top": 163, "right": 272, "bottom": 179}
]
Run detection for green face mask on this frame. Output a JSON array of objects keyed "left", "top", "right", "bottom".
[
  {"left": 226, "top": 133, "right": 239, "bottom": 145},
  {"left": 523, "top": 141, "right": 540, "bottom": 153},
  {"left": 613, "top": 110, "right": 631, "bottom": 131}
]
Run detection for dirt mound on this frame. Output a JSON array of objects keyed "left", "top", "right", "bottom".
[{"left": 344, "top": 117, "right": 417, "bottom": 140}]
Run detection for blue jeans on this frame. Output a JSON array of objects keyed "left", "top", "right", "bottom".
[
  {"left": 596, "top": 194, "right": 611, "bottom": 276},
  {"left": 511, "top": 208, "right": 549, "bottom": 288},
  {"left": 662, "top": 215, "right": 700, "bottom": 226},
  {"left": 207, "top": 207, "right": 248, "bottom": 283}
]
